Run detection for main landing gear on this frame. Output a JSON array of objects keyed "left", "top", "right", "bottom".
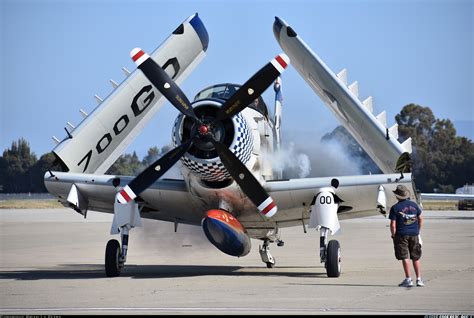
[
  {"left": 105, "top": 225, "right": 131, "bottom": 277},
  {"left": 320, "top": 227, "right": 341, "bottom": 277},
  {"left": 105, "top": 239, "right": 122, "bottom": 277},
  {"left": 105, "top": 198, "right": 141, "bottom": 278}
]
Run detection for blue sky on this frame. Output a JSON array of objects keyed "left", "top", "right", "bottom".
[{"left": 1, "top": 0, "right": 472, "bottom": 159}]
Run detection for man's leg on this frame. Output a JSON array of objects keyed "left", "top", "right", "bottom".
[
  {"left": 413, "top": 259, "right": 424, "bottom": 286},
  {"left": 409, "top": 235, "right": 423, "bottom": 285},
  {"left": 413, "top": 259, "right": 421, "bottom": 278},
  {"left": 398, "top": 259, "right": 414, "bottom": 287},
  {"left": 402, "top": 259, "right": 411, "bottom": 278}
]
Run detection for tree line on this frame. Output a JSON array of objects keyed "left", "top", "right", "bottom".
[
  {"left": 0, "top": 141, "right": 172, "bottom": 193},
  {"left": 0, "top": 103, "right": 472, "bottom": 193}
]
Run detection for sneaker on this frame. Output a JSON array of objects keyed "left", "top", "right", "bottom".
[
  {"left": 398, "top": 277, "right": 414, "bottom": 287},
  {"left": 416, "top": 278, "right": 425, "bottom": 287}
]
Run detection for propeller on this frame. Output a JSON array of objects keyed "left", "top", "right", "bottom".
[
  {"left": 130, "top": 48, "right": 199, "bottom": 122},
  {"left": 117, "top": 48, "right": 289, "bottom": 218},
  {"left": 116, "top": 139, "right": 193, "bottom": 204},
  {"left": 215, "top": 54, "right": 289, "bottom": 122}
]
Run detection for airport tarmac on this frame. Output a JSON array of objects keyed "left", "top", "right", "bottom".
[{"left": 0, "top": 208, "right": 472, "bottom": 315}]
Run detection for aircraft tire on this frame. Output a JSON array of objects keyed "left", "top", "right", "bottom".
[
  {"left": 326, "top": 240, "right": 341, "bottom": 277},
  {"left": 266, "top": 260, "right": 275, "bottom": 268},
  {"left": 105, "top": 239, "right": 122, "bottom": 277}
]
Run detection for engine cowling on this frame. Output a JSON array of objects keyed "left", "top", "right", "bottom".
[
  {"left": 201, "top": 209, "right": 251, "bottom": 257},
  {"left": 172, "top": 100, "right": 253, "bottom": 182}
]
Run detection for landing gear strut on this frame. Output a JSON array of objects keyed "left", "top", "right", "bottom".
[
  {"left": 106, "top": 198, "right": 142, "bottom": 278},
  {"left": 259, "top": 240, "right": 276, "bottom": 268},
  {"left": 320, "top": 227, "right": 341, "bottom": 277}
]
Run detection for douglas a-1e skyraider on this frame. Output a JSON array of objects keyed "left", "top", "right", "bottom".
[{"left": 45, "top": 14, "right": 416, "bottom": 278}]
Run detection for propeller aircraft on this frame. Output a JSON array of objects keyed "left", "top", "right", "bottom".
[{"left": 45, "top": 14, "right": 419, "bottom": 278}]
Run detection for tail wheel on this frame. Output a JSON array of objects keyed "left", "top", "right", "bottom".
[
  {"left": 326, "top": 240, "right": 341, "bottom": 277},
  {"left": 266, "top": 259, "right": 276, "bottom": 268},
  {"left": 105, "top": 239, "right": 122, "bottom": 277}
]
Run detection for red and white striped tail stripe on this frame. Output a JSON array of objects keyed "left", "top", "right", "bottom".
[
  {"left": 116, "top": 185, "right": 137, "bottom": 204},
  {"left": 270, "top": 54, "right": 290, "bottom": 74},
  {"left": 257, "top": 197, "right": 277, "bottom": 218},
  {"left": 130, "top": 48, "right": 150, "bottom": 66}
]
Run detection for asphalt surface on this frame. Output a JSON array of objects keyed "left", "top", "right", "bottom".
[{"left": 0, "top": 208, "right": 473, "bottom": 315}]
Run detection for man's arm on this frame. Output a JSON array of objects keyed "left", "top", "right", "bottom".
[
  {"left": 418, "top": 214, "right": 423, "bottom": 232},
  {"left": 390, "top": 220, "right": 397, "bottom": 239}
]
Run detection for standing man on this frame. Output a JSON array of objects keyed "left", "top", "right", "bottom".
[{"left": 389, "top": 185, "right": 424, "bottom": 287}]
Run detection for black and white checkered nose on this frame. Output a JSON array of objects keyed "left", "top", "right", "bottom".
[{"left": 173, "top": 110, "right": 253, "bottom": 182}]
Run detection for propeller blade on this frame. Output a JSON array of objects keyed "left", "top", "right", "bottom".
[
  {"left": 130, "top": 48, "right": 198, "bottom": 121},
  {"left": 211, "top": 139, "right": 277, "bottom": 218},
  {"left": 216, "top": 54, "right": 290, "bottom": 121},
  {"left": 116, "top": 139, "right": 193, "bottom": 204}
]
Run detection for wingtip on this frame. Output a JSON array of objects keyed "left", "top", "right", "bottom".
[
  {"left": 273, "top": 17, "right": 283, "bottom": 42},
  {"left": 189, "top": 12, "right": 209, "bottom": 52}
]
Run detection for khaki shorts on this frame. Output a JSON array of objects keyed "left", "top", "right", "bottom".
[{"left": 393, "top": 235, "right": 422, "bottom": 260}]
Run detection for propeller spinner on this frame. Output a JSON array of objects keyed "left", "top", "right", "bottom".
[{"left": 117, "top": 48, "right": 289, "bottom": 218}]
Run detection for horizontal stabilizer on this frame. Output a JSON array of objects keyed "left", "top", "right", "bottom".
[
  {"left": 337, "top": 68, "right": 347, "bottom": 86},
  {"left": 376, "top": 111, "right": 387, "bottom": 127},
  {"left": 389, "top": 123, "right": 398, "bottom": 139},
  {"left": 362, "top": 96, "right": 373, "bottom": 113},
  {"left": 348, "top": 81, "right": 359, "bottom": 98}
]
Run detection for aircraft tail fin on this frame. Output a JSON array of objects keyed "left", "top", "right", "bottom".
[
  {"left": 274, "top": 77, "right": 283, "bottom": 150},
  {"left": 273, "top": 77, "right": 283, "bottom": 179}
]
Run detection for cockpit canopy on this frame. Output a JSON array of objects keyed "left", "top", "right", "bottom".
[{"left": 193, "top": 83, "right": 269, "bottom": 117}]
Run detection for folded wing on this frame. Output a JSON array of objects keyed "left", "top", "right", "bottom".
[
  {"left": 52, "top": 13, "right": 209, "bottom": 174},
  {"left": 273, "top": 17, "right": 412, "bottom": 174}
]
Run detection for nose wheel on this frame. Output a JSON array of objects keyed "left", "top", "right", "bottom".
[{"left": 259, "top": 240, "right": 276, "bottom": 268}]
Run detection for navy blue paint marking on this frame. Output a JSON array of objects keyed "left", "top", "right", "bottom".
[
  {"left": 273, "top": 17, "right": 283, "bottom": 42},
  {"left": 190, "top": 13, "right": 209, "bottom": 51}
]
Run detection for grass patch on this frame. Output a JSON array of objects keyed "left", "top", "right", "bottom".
[
  {"left": 0, "top": 199, "right": 63, "bottom": 209},
  {"left": 421, "top": 200, "right": 458, "bottom": 211}
]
